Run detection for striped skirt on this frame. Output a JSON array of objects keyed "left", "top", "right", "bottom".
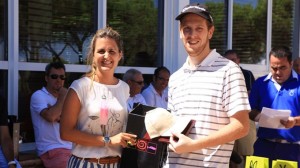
[{"left": 67, "top": 155, "right": 120, "bottom": 168}]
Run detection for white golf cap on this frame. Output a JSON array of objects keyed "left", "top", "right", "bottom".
[{"left": 144, "top": 107, "right": 192, "bottom": 139}]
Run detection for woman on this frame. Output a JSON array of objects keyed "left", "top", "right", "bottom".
[{"left": 60, "top": 27, "right": 136, "bottom": 168}]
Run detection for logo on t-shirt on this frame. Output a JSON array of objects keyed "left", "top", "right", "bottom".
[{"left": 289, "top": 89, "right": 295, "bottom": 96}]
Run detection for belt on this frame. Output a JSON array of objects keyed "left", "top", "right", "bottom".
[
  {"left": 72, "top": 155, "right": 120, "bottom": 164},
  {"left": 266, "top": 138, "right": 300, "bottom": 145}
]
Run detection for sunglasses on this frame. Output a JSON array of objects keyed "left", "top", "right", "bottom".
[
  {"left": 49, "top": 74, "right": 66, "bottom": 80},
  {"left": 131, "top": 80, "right": 144, "bottom": 85}
]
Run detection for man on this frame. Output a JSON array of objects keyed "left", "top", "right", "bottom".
[
  {"left": 224, "top": 50, "right": 255, "bottom": 93},
  {"left": 249, "top": 46, "right": 300, "bottom": 165},
  {"left": 142, "top": 66, "right": 170, "bottom": 109},
  {"left": 123, "top": 68, "right": 147, "bottom": 112},
  {"left": 30, "top": 61, "right": 71, "bottom": 168},
  {"left": 164, "top": 3, "right": 250, "bottom": 167},
  {"left": 224, "top": 50, "right": 256, "bottom": 168},
  {"left": 293, "top": 57, "right": 300, "bottom": 74}
]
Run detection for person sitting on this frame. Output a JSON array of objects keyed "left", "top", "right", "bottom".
[
  {"left": 123, "top": 68, "right": 147, "bottom": 112},
  {"left": 30, "top": 61, "right": 72, "bottom": 168},
  {"left": 142, "top": 66, "right": 170, "bottom": 109}
]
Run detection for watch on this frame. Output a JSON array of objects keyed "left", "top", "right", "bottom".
[{"left": 103, "top": 136, "right": 111, "bottom": 145}]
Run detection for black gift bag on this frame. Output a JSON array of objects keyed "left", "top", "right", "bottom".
[{"left": 120, "top": 104, "right": 168, "bottom": 168}]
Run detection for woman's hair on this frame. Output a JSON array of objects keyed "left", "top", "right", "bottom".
[{"left": 86, "top": 27, "right": 123, "bottom": 77}]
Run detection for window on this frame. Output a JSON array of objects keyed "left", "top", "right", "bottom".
[
  {"left": 17, "top": 0, "right": 95, "bottom": 142},
  {"left": 0, "top": 0, "right": 7, "bottom": 110},
  {"left": 0, "top": 70, "right": 7, "bottom": 105},
  {"left": 19, "top": 0, "right": 95, "bottom": 64},
  {"left": 271, "top": 0, "right": 294, "bottom": 49},
  {"left": 232, "top": 0, "right": 267, "bottom": 64},
  {"left": 0, "top": 0, "right": 7, "bottom": 61},
  {"left": 107, "top": 0, "right": 163, "bottom": 67},
  {"left": 190, "top": 0, "right": 227, "bottom": 55}
]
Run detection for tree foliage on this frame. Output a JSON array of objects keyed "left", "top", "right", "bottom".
[
  {"left": 19, "top": 0, "right": 94, "bottom": 63},
  {"left": 107, "top": 0, "right": 158, "bottom": 66},
  {"left": 206, "top": 0, "right": 293, "bottom": 64},
  {"left": 18, "top": 0, "right": 294, "bottom": 65}
]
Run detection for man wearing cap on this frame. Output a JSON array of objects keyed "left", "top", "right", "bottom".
[{"left": 165, "top": 3, "right": 250, "bottom": 167}]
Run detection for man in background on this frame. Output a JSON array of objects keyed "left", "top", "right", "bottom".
[
  {"left": 142, "top": 66, "right": 170, "bottom": 109},
  {"left": 224, "top": 50, "right": 256, "bottom": 168},
  {"left": 249, "top": 46, "right": 300, "bottom": 165},
  {"left": 123, "top": 68, "right": 147, "bottom": 112},
  {"left": 293, "top": 57, "right": 300, "bottom": 74},
  {"left": 224, "top": 50, "right": 255, "bottom": 93},
  {"left": 30, "top": 61, "right": 71, "bottom": 168}
]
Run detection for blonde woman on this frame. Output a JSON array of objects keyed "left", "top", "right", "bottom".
[{"left": 60, "top": 27, "right": 136, "bottom": 168}]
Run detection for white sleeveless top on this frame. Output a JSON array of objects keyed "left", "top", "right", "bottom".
[{"left": 70, "top": 77, "right": 129, "bottom": 158}]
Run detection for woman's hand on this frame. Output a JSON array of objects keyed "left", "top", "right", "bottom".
[{"left": 109, "top": 133, "right": 137, "bottom": 148}]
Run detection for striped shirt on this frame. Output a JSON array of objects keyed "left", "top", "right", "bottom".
[{"left": 164, "top": 49, "right": 250, "bottom": 168}]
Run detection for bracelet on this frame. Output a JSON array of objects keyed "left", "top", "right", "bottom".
[{"left": 8, "top": 160, "right": 16, "bottom": 165}]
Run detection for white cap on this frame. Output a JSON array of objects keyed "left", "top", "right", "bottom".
[{"left": 144, "top": 108, "right": 192, "bottom": 139}]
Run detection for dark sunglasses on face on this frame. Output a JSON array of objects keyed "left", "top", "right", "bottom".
[{"left": 49, "top": 74, "right": 66, "bottom": 80}]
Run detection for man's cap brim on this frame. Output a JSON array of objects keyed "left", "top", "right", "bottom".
[{"left": 175, "top": 3, "right": 213, "bottom": 24}]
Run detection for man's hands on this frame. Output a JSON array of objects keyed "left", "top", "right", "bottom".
[
  {"left": 58, "top": 87, "right": 68, "bottom": 101},
  {"left": 168, "top": 132, "right": 196, "bottom": 154},
  {"left": 281, "top": 117, "right": 296, "bottom": 128},
  {"left": 41, "top": 87, "right": 68, "bottom": 122}
]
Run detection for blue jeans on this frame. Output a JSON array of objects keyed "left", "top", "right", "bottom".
[{"left": 0, "top": 146, "right": 22, "bottom": 168}]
